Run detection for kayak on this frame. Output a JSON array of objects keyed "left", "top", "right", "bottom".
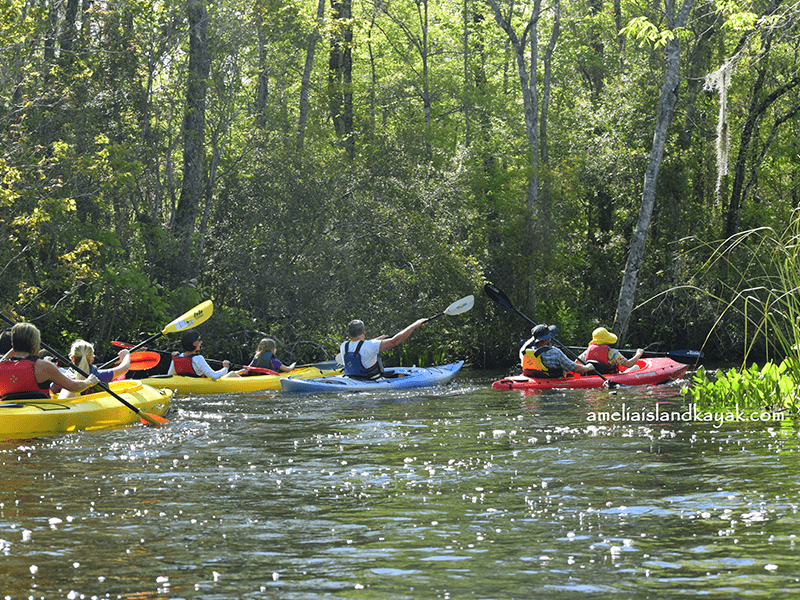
[
  {"left": 280, "top": 361, "right": 464, "bottom": 394},
  {"left": 491, "top": 357, "right": 689, "bottom": 391},
  {"left": 139, "top": 364, "right": 343, "bottom": 396},
  {"left": 0, "top": 381, "right": 173, "bottom": 441}
]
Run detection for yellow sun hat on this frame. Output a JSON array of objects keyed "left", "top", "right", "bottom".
[{"left": 591, "top": 327, "right": 618, "bottom": 346}]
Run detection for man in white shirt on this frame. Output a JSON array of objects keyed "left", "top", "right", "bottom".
[{"left": 339, "top": 318, "right": 426, "bottom": 379}]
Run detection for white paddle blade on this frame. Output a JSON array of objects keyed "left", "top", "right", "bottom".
[
  {"left": 161, "top": 300, "right": 214, "bottom": 335},
  {"left": 444, "top": 295, "right": 474, "bottom": 316}
]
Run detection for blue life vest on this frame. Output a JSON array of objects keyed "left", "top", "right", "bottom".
[{"left": 343, "top": 341, "right": 383, "bottom": 379}]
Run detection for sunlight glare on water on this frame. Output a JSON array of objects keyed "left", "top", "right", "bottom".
[{"left": 2, "top": 369, "right": 800, "bottom": 598}]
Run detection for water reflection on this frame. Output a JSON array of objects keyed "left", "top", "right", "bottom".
[{"left": 2, "top": 370, "right": 800, "bottom": 597}]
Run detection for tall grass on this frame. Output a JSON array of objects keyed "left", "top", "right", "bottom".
[{"left": 681, "top": 210, "right": 800, "bottom": 411}]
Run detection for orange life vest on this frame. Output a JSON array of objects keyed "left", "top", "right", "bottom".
[{"left": 522, "top": 346, "right": 553, "bottom": 377}]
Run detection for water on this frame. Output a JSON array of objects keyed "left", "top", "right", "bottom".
[{"left": 2, "top": 369, "right": 800, "bottom": 599}]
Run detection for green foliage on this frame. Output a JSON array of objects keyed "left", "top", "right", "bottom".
[
  {"left": 1, "top": 0, "right": 799, "bottom": 371},
  {"left": 681, "top": 360, "right": 800, "bottom": 416}
]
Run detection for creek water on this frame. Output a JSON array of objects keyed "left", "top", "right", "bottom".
[{"left": 2, "top": 368, "right": 799, "bottom": 599}]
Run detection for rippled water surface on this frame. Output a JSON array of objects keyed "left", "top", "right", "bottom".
[{"left": 3, "top": 369, "right": 800, "bottom": 599}]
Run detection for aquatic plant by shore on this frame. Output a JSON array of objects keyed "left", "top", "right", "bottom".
[
  {"left": 682, "top": 210, "right": 800, "bottom": 413},
  {"left": 682, "top": 361, "right": 800, "bottom": 416}
]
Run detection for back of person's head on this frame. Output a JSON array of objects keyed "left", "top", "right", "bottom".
[
  {"left": 256, "top": 338, "right": 277, "bottom": 356},
  {"left": 0, "top": 329, "right": 11, "bottom": 354},
  {"left": 11, "top": 322, "right": 40, "bottom": 355},
  {"left": 181, "top": 330, "right": 201, "bottom": 352},
  {"left": 69, "top": 339, "right": 94, "bottom": 377},
  {"left": 347, "top": 320, "right": 365, "bottom": 338}
]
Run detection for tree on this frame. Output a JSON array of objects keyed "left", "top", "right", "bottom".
[
  {"left": 613, "top": 0, "right": 694, "bottom": 343},
  {"left": 171, "top": 0, "right": 211, "bottom": 285},
  {"left": 329, "top": 0, "right": 354, "bottom": 158}
]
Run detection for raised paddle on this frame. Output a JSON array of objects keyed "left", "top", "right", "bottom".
[
  {"left": 100, "top": 300, "right": 214, "bottom": 368},
  {"left": 425, "top": 295, "right": 475, "bottom": 322},
  {"left": 0, "top": 313, "right": 169, "bottom": 426},
  {"left": 483, "top": 283, "right": 622, "bottom": 389}
]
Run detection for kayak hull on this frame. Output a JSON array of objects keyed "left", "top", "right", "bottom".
[
  {"left": 491, "top": 357, "right": 689, "bottom": 390},
  {"left": 0, "top": 381, "right": 173, "bottom": 441},
  {"left": 140, "top": 365, "right": 342, "bottom": 395},
  {"left": 280, "top": 361, "right": 464, "bottom": 394}
]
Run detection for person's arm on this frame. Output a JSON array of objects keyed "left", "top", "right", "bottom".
[
  {"left": 618, "top": 348, "right": 644, "bottom": 370},
  {"left": 555, "top": 351, "right": 594, "bottom": 374},
  {"left": 192, "top": 355, "right": 229, "bottom": 381},
  {"left": 378, "top": 319, "right": 426, "bottom": 353},
  {"left": 108, "top": 349, "right": 131, "bottom": 379},
  {"left": 36, "top": 360, "right": 99, "bottom": 393},
  {"left": 279, "top": 361, "right": 296, "bottom": 372}
]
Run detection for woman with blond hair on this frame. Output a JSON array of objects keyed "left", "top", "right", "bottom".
[
  {"left": 56, "top": 339, "right": 131, "bottom": 398},
  {"left": 0, "top": 323, "right": 100, "bottom": 400}
]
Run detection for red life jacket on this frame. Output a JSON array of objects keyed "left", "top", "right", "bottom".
[
  {"left": 172, "top": 354, "right": 201, "bottom": 377},
  {"left": 0, "top": 356, "right": 51, "bottom": 399},
  {"left": 585, "top": 344, "right": 618, "bottom": 374}
]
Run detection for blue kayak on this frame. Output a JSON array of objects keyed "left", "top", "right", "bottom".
[{"left": 280, "top": 361, "right": 464, "bottom": 394}]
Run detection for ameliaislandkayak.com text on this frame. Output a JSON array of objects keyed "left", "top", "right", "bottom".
[{"left": 586, "top": 403, "right": 786, "bottom": 428}]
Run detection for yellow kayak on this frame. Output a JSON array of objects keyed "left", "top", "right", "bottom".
[
  {"left": 0, "top": 380, "right": 173, "bottom": 441},
  {"left": 139, "top": 365, "right": 342, "bottom": 396}
]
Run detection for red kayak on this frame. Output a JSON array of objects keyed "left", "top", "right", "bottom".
[{"left": 491, "top": 357, "right": 689, "bottom": 390}]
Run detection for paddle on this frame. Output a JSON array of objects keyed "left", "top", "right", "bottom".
[
  {"left": 101, "top": 300, "right": 214, "bottom": 368},
  {"left": 425, "top": 295, "right": 475, "bottom": 322},
  {"left": 128, "top": 351, "right": 162, "bottom": 371},
  {"left": 113, "top": 340, "right": 340, "bottom": 374},
  {"left": 0, "top": 313, "right": 168, "bottom": 426},
  {"left": 483, "top": 283, "right": 622, "bottom": 388},
  {"left": 565, "top": 346, "right": 703, "bottom": 365}
]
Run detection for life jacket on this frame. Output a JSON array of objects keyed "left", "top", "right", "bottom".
[
  {"left": 0, "top": 356, "right": 51, "bottom": 400},
  {"left": 585, "top": 344, "right": 617, "bottom": 374},
  {"left": 250, "top": 352, "right": 276, "bottom": 371},
  {"left": 172, "top": 354, "right": 201, "bottom": 377},
  {"left": 343, "top": 341, "right": 383, "bottom": 380},
  {"left": 522, "top": 346, "right": 563, "bottom": 379}
]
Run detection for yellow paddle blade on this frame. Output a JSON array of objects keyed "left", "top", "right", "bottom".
[{"left": 161, "top": 300, "right": 214, "bottom": 335}]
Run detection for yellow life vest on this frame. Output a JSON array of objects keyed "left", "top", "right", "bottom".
[{"left": 522, "top": 346, "right": 550, "bottom": 376}]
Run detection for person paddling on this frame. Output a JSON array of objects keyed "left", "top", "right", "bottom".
[
  {"left": 0, "top": 323, "right": 100, "bottom": 400},
  {"left": 168, "top": 330, "right": 238, "bottom": 380},
  {"left": 578, "top": 327, "right": 643, "bottom": 375},
  {"left": 55, "top": 339, "right": 131, "bottom": 398},
  {"left": 340, "top": 318, "right": 426, "bottom": 380},
  {"left": 520, "top": 324, "right": 595, "bottom": 378},
  {"left": 237, "top": 337, "right": 296, "bottom": 376}
]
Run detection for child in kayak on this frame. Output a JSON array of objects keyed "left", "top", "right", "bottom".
[
  {"left": 239, "top": 337, "right": 295, "bottom": 376},
  {"left": 56, "top": 339, "right": 131, "bottom": 398},
  {"left": 578, "top": 327, "right": 643, "bottom": 374}
]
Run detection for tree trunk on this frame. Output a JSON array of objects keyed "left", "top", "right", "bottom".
[
  {"left": 486, "top": 0, "right": 544, "bottom": 308},
  {"left": 329, "top": 0, "right": 354, "bottom": 159},
  {"left": 297, "top": 0, "right": 326, "bottom": 152},
  {"left": 172, "top": 0, "right": 210, "bottom": 285},
  {"left": 613, "top": 0, "right": 693, "bottom": 344}
]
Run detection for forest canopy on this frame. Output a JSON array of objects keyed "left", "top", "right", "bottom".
[{"left": 1, "top": 0, "right": 798, "bottom": 368}]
